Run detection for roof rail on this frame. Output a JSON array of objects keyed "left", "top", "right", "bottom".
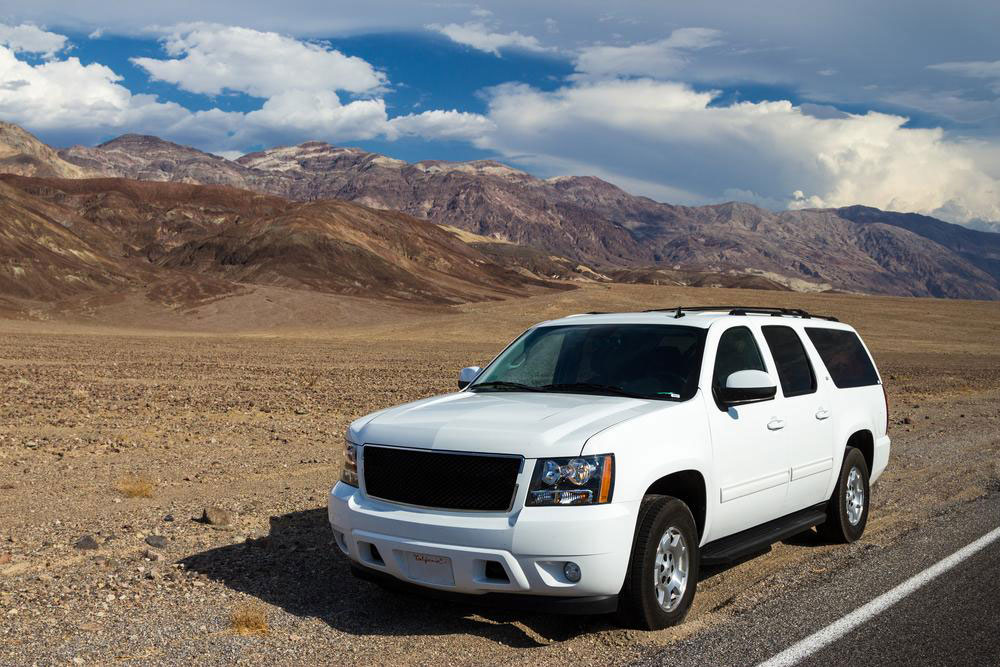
[{"left": 643, "top": 305, "right": 839, "bottom": 322}]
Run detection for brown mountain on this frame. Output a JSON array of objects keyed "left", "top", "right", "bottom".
[
  {"left": 0, "top": 174, "right": 561, "bottom": 307},
  {"left": 36, "top": 127, "right": 1000, "bottom": 300},
  {"left": 0, "top": 122, "right": 93, "bottom": 179}
]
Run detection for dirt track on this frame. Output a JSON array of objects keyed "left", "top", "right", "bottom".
[{"left": 1, "top": 284, "right": 998, "bottom": 665}]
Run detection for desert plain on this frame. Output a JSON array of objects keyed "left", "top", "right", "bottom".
[{"left": 0, "top": 283, "right": 998, "bottom": 665}]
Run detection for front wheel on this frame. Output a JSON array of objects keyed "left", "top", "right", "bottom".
[
  {"left": 817, "top": 447, "right": 870, "bottom": 543},
  {"left": 618, "top": 495, "right": 699, "bottom": 630}
]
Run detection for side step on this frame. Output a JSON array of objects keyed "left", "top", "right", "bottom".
[{"left": 701, "top": 505, "right": 827, "bottom": 566}]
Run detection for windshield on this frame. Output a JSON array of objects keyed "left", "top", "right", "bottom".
[{"left": 470, "top": 323, "right": 706, "bottom": 401}]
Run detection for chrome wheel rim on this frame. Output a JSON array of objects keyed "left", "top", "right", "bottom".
[
  {"left": 653, "top": 526, "right": 689, "bottom": 612},
  {"left": 846, "top": 466, "right": 865, "bottom": 526}
]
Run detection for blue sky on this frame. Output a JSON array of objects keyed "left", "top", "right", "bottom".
[{"left": 0, "top": 1, "right": 998, "bottom": 227}]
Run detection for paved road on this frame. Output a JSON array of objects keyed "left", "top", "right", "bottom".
[{"left": 636, "top": 490, "right": 1000, "bottom": 667}]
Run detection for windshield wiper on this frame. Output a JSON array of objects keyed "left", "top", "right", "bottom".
[
  {"left": 471, "top": 381, "right": 543, "bottom": 392},
  {"left": 540, "top": 382, "right": 650, "bottom": 399}
]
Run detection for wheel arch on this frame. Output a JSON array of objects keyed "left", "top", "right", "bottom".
[
  {"left": 643, "top": 470, "right": 707, "bottom": 540},
  {"left": 846, "top": 429, "right": 874, "bottom": 474}
]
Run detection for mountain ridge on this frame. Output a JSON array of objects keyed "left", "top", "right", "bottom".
[
  {"left": 0, "top": 123, "right": 996, "bottom": 300},
  {"left": 0, "top": 173, "right": 564, "bottom": 308}
]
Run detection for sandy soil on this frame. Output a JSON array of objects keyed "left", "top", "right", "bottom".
[{"left": 0, "top": 283, "right": 998, "bottom": 665}]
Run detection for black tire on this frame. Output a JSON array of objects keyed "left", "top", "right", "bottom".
[
  {"left": 618, "top": 495, "right": 699, "bottom": 630},
  {"left": 817, "top": 447, "right": 870, "bottom": 544}
]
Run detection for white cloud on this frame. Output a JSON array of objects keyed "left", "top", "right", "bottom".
[
  {"left": 929, "top": 60, "right": 1000, "bottom": 92},
  {"left": 0, "top": 23, "right": 67, "bottom": 58},
  {"left": 476, "top": 78, "right": 1000, "bottom": 226},
  {"left": 88, "top": 28, "right": 105, "bottom": 40},
  {"left": 389, "top": 110, "right": 495, "bottom": 141},
  {"left": 0, "top": 43, "right": 190, "bottom": 134},
  {"left": 574, "top": 28, "right": 721, "bottom": 78},
  {"left": 0, "top": 24, "right": 491, "bottom": 152},
  {"left": 239, "top": 90, "right": 390, "bottom": 145},
  {"left": 132, "top": 24, "right": 386, "bottom": 97},
  {"left": 427, "top": 21, "right": 550, "bottom": 57}
]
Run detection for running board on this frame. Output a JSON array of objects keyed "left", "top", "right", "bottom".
[{"left": 701, "top": 505, "right": 827, "bottom": 566}]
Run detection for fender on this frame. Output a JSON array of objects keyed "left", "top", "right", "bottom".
[
  {"left": 582, "top": 397, "right": 715, "bottom": 542},
  {"left": 827, "top": 418, "right": 875, "bottom": 498}
]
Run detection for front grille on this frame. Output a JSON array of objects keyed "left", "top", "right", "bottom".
[{"left": 362, "top": 445, "right": 521, "bottom": 511}]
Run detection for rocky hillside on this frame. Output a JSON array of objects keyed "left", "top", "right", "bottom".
[
  {"left": 0, "top": 122, "right": 93, "bottom": 179},
  {"left": 0, "top": 174, "right": 561, "bottom": 306},
  {"left": 8, "top": 124, "right": 998, "bottom": 300}
]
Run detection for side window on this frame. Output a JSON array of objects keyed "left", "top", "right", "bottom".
[
  {"left": 762, "top": 326, "right": 817, "bottom": 397},
  {"left": 805, "top": 328, "right": 880, "bottom": 388},
  {"left": 713, "top": 326, "right": 766, "bottom": 389}
]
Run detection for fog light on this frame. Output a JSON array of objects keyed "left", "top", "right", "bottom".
[{"left": 564, "top": 561, "right": 581, "bottom": 583}]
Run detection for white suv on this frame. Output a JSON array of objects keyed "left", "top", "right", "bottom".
[{"left": 329, "top": 306, "right": 890, "bottom": 629}]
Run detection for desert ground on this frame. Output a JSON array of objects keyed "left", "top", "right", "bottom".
[{"left": 1, "top": 283, "right": 998, "bottom": 666}]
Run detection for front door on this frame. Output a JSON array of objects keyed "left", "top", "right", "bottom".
[{"left": 704, "top": 325, "right": 790, "bottom": 542}]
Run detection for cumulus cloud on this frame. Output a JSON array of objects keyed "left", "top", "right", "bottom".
[
  {"left": 574, "top": 27, "right": 721, "bottom": 78},
  {"left": 0, "top": 23, "right": 491, "bottom": 152},
  {"left": 0, "top": 44, "right": 190, "bottom": 135},
  {"left": 238, "top": 90, "right": 390, "bottom": 145},
  {"left": 0, "top": 23, "right": 67, "bottom": 58},
  {"left": 476, "top": 78, "right": 1000, "bottom": 226},
  {"left": 427, "top": 21, "right": 550, "bottom": 56},
  {"left": 389, "top": 109, "right": 495, "bottom": 140},
  {"left": 132, "top": 24, "right": 386, "bottom": 97}
]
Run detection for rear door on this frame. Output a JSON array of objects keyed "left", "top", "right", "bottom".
[
  {"left": 704, "top": 324, "right": 790, "bottom": 541},
  {"left": 760, "top": 325, "right": 836, "bottom": 513}
]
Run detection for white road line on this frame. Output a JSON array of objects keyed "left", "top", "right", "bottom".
[{"left": 756, "top": 526, "right": 1000, "bottom": 667}]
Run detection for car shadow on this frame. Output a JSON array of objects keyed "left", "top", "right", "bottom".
[{"left": 179, "top": 508, "right": 614, "bottom": 648}]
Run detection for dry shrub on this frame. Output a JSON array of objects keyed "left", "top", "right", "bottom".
[
  {"left": 115, "top": 475, "right": 155, "bottom": 498},
  {"left": 230, "top": 602, "right": 269, "bottom": 636}
]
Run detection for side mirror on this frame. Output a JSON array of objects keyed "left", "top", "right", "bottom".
[
  {"left": 458, "top": 366, "right": 481, "bottom": 390},
  {"left": 717, "top": 370, "right": 776, "bottom": 405}
]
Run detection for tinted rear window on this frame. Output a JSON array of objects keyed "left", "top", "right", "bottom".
[
  {"left": 762, "top": 326, "right": 816, "bottom": 397},
  {"left": 805, "top": 328, "right": 879, "bottom": 388}
]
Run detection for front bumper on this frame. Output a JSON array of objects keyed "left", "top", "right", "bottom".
[{"left": 328, "top": 482, "right": 638, "bottom": 599}]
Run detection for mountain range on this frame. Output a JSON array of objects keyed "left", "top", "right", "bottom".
[{"left": 2, "top": 120, "right": 999, "bottom": 303}]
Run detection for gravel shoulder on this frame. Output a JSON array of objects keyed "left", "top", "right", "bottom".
[{"left": 0, "top": 284, "right": 998, "bottom": 666}]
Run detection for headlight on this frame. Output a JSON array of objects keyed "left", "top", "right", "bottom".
[
  {"left": 526, "top": 454, "right": 614, "bottom": 506},
  {"left": 340, "top": 440, "right": 358, "bottom": 487}
]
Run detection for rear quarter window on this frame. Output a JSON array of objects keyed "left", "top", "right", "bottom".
[{"left": 805, "top": 328, "right": 880, "bottom": 388}]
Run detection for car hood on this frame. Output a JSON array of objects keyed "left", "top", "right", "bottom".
[{"left": 349, "top": 391, "right": 673, "bottom": 458}]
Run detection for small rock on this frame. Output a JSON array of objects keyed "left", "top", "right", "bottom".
[
  {"left": 163, "top": 514, "right": 174, "bottom": 522},
  {"left": 145, "top": 569, "right": 161, "bottom": 581},
  {"left": 0, "top": 553, "right": 11, "bottom": 565},
  {"left": 289, "top": 633, "right": 302, "bottom": 642},
  {"left": 199, "top": 507, "right": 231, "bottom": 526},
  {"left": 145, "top": 535, "right": 168, "bottom": 549},
  {"left": 902, "top": 417, "right": 913, "bottom": 424},
  {"left": 74, "top": 535, "right": 99, "bottom": 551},
  {"left": 294, "top": 407, "right": 308, "bottom": 415},
  {"left": 143, "top": 549, "right": 162, "bottom": 562},
  {"left": 72, "top": 657, "right": 84, "bottom": 665}
]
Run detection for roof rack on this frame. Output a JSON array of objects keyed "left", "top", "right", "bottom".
[{"left": 643, "top": 305, "right": 839, "bottom": 322}]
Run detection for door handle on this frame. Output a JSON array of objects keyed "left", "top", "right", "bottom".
[
  {"left": 767, "top": 418, "right": 785, "bottom": 431},
  {"left": 815, "top": 408, "right": 831, "bottom": 420}
]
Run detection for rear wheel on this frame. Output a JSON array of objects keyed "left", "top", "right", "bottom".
[
  {"left": 618, "top": 495, "right": 699, "bottom": 629},
  {"left": 817, "top": 447, "right": 870, "bottom": 543}
]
